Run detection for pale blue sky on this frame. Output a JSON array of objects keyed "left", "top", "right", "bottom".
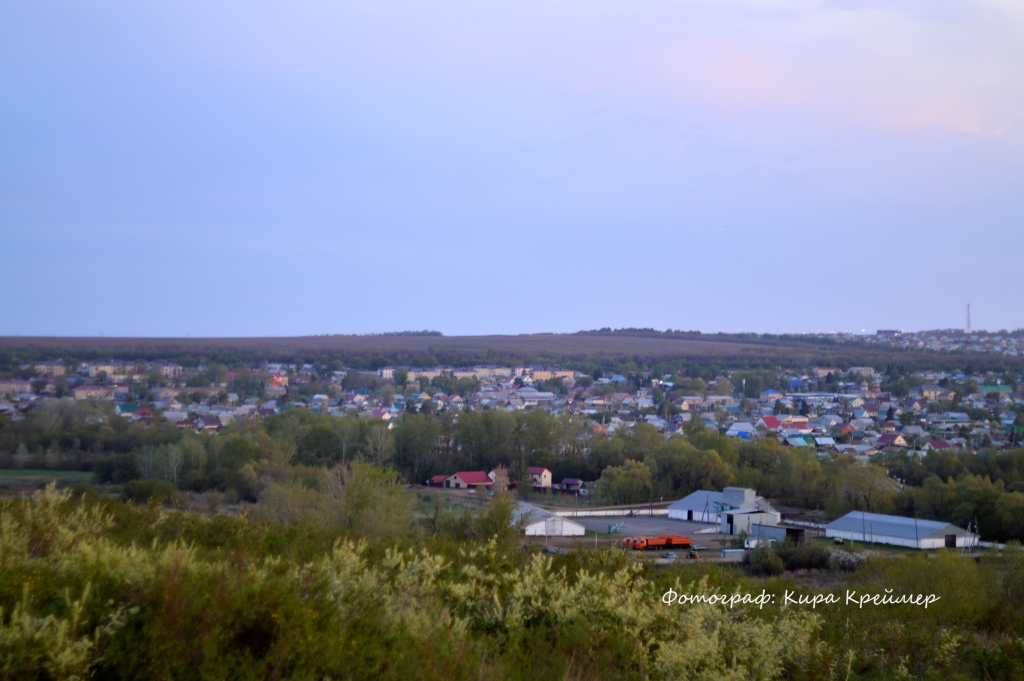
[{"left": 2, "top": 0, "right": 1022, "bottom": 336}]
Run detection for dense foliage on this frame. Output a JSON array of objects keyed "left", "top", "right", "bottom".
[
  {"left": 5, "top": 400, "right": 1024, "bottom": 542},
  {"left": 1, "top": 485, "right": 1023, "bottom": 680}
]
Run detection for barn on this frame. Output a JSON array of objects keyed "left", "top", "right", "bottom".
[
  {"left": 825, "top": 511, "right": 977, "bottom": 549},
  {"left": 514, "top": 502, "right": 586, "bottom": 537}
]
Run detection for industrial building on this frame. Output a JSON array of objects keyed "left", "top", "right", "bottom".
[
  {"left": 825, "top": 511, "right": 978, "bottom": 549},
  {"left": 667, "top": 487, "right": 781, "bottom": 529},
  {"left": 514, "top": 502, "right": 586, "bottom": 537}
]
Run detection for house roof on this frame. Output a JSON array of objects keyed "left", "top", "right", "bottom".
[
  {"left": 527, "top": 466, "right": 550, "bottom": 475},
  {"left": 451, "top": 471, "right": 492, "bottom": 484}
]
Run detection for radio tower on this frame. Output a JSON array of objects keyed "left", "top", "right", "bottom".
[{"left": 966, "top": 304, "right": 971, "bottom": 334}]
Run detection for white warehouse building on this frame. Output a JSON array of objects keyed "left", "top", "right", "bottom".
[
  {"left": 825, "top": 511, "right": 977, "bottom": 549},
  {"left": 667, "top": 487, "right": 780, "bottom": 529},
  {"left": 514, "top": 502, "right": 586, "bottom": 537}
]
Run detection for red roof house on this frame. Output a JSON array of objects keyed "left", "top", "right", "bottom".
[{"left": 444, "top": 471, "right": 492, "bottom": 489}]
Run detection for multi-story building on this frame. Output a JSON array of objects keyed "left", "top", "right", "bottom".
[
  {"left": 149, "top": 361, "right": 183, "bottom": 379},
  {"left": 72, "top": 385, "right": 116, "bottom": 401},
  {"left": 33, "top": 360, "right": 66, "bottom": 376}
]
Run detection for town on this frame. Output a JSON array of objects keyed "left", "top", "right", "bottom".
[
  {"left": 3, "top": 357, "right": 1020, "bottom": 454},
  {"left": 3, "top": 348, "right": 1023, "bottom": 548}
]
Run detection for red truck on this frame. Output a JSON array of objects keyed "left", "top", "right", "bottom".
[{"left": 621, "top": 535, "right": 692, "bottom": 551}]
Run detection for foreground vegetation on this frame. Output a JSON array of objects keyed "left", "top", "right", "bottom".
[{"left": 1, "top": 482, "right": 1024, "bottom": 680}]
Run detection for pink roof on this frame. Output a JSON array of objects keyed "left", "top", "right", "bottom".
[
  {"left": 527, "top": 466, "right": 549, "bottom": 474},
  {"left": 453, "top": 471, "right": 492, "bottom": 484},
  {"left": 760, "top": 416, "right": 781, "bottom": 429},
  {"left": 431, "top": 474, "right": 447, "bottom": 482}
]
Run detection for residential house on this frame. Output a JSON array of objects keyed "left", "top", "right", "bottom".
[
  {"left": 444, "top": 471, "right": 492, "bottom": 490},
  {"left": 909, "top": 385, "right": 955, "bottom": 401},
  {"left": 756, "top": 416, "right": 782, "bottom": 433},
  {"left": 559, "top": 477, "right": 584, "bottom": 491},
  {"left": 196, "top": 415, "right": 223, "bottom": 432},
  {"left": 875, "top": 433, "right": 908, "bottom": 448},
  {"left": 527, "top": 466, "right": 552, "bottom": 488},
  {"left": 725, "top": 422, "right": 756, "bottom": 438}
]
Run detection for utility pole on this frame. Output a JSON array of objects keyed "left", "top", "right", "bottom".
[{"left": 967, "top": 304, "right": 971, "bottom": 334}]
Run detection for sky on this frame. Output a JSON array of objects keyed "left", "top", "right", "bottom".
[{"left": 1, "top": 0, "right": 1023, "bottom": 337}]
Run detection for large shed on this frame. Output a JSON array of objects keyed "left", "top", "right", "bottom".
[
  {"left": 514, "top": 503, "right": 586, "bottom": 537},
  {"left": 667, "top": 487, "right": 780, "bottom": 528},
  {"left": 825, "top": 511, "right": 977, "bottom": 549},
  {"left": 667, "top": 490, "right": 731, "bottom": 523}
]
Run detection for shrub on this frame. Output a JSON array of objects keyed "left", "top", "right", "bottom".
[
  {"left": 93, "top": 453, "right": 140, "bottom": 484},
  {"left": 747, "top": 544, "right": 785, "bottom": 576},
  {"left": 225, "top": 463, "right": 260, "bottom": 502},
  {"left": 121, "top": 479, "right": 184, "bottom": 506},
  {"left": 827, "top": 547, "right": 871, "bottom": 572},
  {"left": 778, "top": 545, "right": 830, "bottom": 571},
  {"left": 67, "top": 481, "right": 99, "bottom": 501}
]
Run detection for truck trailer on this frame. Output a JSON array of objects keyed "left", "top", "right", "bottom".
[{"left": 621, "top": 535, "right": 692, "bottom": 551}]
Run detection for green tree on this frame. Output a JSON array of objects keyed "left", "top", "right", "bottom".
[
  {"left": 598, "top": 459, "right": 652, "bottom": 505},
  {"left": 220, "top": 434, "right": 259, "bottom": 470},
  {"left": 293, "top": 425, "right": 341, "bottom": 466}
]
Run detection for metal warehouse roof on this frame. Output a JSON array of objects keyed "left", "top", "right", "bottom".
[
  {"left": 511, "top": 502, "right": 578, "bottom": 525},
  {"left": 667, "top": 490, "right": 726, "bottom": 512},
  {"left": 826, "top": 511, "right": 971, "bottom": 540}
]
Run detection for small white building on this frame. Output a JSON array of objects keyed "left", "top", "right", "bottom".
[
  {"left": 825, "top": 511, "right": 977, "bottom": 549},
  {"left": 514, "top": 502, "right": 586, "bottom": 537}
]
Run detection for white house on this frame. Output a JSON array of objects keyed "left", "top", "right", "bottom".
[{"left": 725, "top": 422, "right": 755, "bottom": 438}]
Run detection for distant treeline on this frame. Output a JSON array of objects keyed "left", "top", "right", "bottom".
[{"left": 4, "top": 336, "right": 1024, "bottom": 377}]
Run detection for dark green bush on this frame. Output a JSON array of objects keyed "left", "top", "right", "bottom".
[
  {"left": 746, "top": 544, "right": 785, "bottom": 576},
  {"left": 93, "top": 453, "right": 140, "bottom": 484},
  {"left": 778, "top": 544, "right": 831, "bottom": 571},
  {"left": 121, "top": 479, "right": 184, "bottom": 505}
]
